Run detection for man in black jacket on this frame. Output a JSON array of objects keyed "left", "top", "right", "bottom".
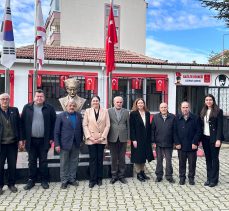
[
  {"left": 21, "top": 89, "right": 56, "bottom": 190},
  {"left": 0, "top": 93, "right": 21, "bottom": 195},
  {"left": 152, "top": 103, "right": 175, "bottom": 183},
  {"left": 174, "top": 101, "right": 202, "bottom": 185}
]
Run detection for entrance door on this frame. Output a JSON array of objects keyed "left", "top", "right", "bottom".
[{"left": 176, "top": 86, "right": 206, "bottom": 115}]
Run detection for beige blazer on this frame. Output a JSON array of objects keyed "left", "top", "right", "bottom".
[{"left": 83, "top": 108, "right": 110, "bottom": 145}]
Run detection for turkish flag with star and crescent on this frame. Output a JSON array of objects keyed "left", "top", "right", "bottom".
[
  {"left": 106, "top": 5, "right": 118, "bottom": 75},
  {"left": 85, "top": 77, "right": 95, "bottom": 90},
  {"left": 156, "top": 79, "right": 165, "bottom": 92}
]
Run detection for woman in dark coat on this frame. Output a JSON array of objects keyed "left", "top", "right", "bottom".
[
  {"left": 200, "top": 94, "right": 224, "bottom": 187},
  {"left": 130, "top": 98, "right": 154, "bottom": 182}
]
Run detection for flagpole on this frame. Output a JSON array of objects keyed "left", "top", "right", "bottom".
[
  {"left": 108, "top": 0, "right": 114, "bottom": 108},
  {"left": 4, "top": 68, "right": 9, "bottom": 94},
  {"left": 1, "top": 0, "right": 16, "bottom": 95},
  {"left": 33, "top": 0, "right": 38, "bottom": 97}
]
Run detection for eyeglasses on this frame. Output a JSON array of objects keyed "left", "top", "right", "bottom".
[{"left": 0, "top": 98, "right": 9, "bottom": 101}]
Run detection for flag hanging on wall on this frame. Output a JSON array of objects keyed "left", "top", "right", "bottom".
[
  {"left": 0, "top": 0, "right": 16, "bottom": 69},
  {"left": 35, "top": 0, "right": 46, "bottom": 70},
  {"left": 37, "top": 74, "right": 42, "bottom": 88},
  {"left": 59, "top": 75, "right": 69, "bottom": 88},
  {"left": 85, "top": 77, "right": 95, "bottom": 90},
  {"left": 132, "top": 78, "right": 142, "bottom": 89},
  {"left": 112, "top": 78, "right": 119, "bottom": 90},
  {"left": 105, "top": 4, "right": 118, "bottom": 75},
  {"left": 156, "top": 79, "right": 165, "bottom": 92}
]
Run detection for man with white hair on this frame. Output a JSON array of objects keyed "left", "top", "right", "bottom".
[
  {"left": 151, "top": 103, "right": 176, "bottom": 183},
  {"left": 0, "top": 93, "right": 21, "bottom": 195},
  {"left": 54, "top": 99, "right": 83, "bottom": 189},
  {"left": 108, "top": 96, "right": 130, "bottom": 184}
]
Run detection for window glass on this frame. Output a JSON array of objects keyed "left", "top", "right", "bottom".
[{"left": 112, "top": 78, "right": 163, "bottom": 112}]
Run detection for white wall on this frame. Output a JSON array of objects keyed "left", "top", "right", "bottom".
[{"left": 60, "top": 0, "right": 146, "bottom": 54}]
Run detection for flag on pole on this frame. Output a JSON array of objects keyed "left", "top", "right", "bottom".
[
  {"left": 106, "top": 4, "right": 118, "bottom": 75},
  {"left": 35, "top": 0, "right": 46, "bottom": 70},
  {"left": 0, "top": 0, "right": 16, "bottom": 69}
]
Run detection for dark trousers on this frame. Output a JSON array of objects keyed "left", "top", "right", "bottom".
[
  {"left": 28, "top": 138, "right": 49, "bottom": 182},
  {"left": 178, "top": 150, "right": 197, "bottom": 180},
  {"left": 155, "top": 146, "right": 173, "bottom": 179},
  {"left": 109, "top": 139, "right": 127, "bottom": 179},
  {"left": 0, "top": 143, "right": 18, "bottom": 187},
  {"left": 202, "top": 136, "right": 220, "bottom": 184},
  {"left": 88, "top": 144, "right": 105, "bottom": 183}
]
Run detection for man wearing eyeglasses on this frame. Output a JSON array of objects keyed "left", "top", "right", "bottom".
[{"left": 0, "top": 93, "right": 21, "bottom": 195}]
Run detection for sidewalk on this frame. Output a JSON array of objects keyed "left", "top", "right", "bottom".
[{"left": 0, "top": 148, "right": 228, "bottom": 211}]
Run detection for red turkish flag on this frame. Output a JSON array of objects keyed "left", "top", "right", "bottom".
[
  {"left": 132, "top": 78, "right": 142, "bottom": 89},
  {"left": 112, "top": 78, "right": 119, "bottom": 90},
  {"left": 106, "top": 5, "right": 118, "bottom": 75},
  {"left": 85, "top": 77, "right": 95, "bottom": 90},
  {"left": 156, "top": 79, "right": 165, "bottom": 92},
  {"left": 37, "top": 74, "right": 42, "bottom": 88},
  {"left": 59, "top": 75, "right": 69, "bottom": 88}
]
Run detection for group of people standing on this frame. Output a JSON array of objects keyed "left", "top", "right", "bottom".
[
  {"left": 151, "top": 95, "right": 224, "bottom": 187},
  {"left": 0, "top": 90, "right": 224, "bottom": 195}
]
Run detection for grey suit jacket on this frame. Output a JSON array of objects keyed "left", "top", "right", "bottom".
[{"left": 108, "top": 107, "right": 130, "bottom": 143}]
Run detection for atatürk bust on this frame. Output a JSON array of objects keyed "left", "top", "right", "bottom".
[{"left": 59, "top": 78, "right": 86, "bottom": 112}]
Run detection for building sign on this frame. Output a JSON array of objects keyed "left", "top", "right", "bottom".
[
  {"left": 175, "top": 72, "right": 211, "bottom": 86},
  {"left": 215, "top": 74, "right": 229, "bottom": 87}
]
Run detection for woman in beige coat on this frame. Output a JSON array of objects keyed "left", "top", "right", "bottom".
[{"left": 83, "top": 96, "right": 110, "bottom": 188}]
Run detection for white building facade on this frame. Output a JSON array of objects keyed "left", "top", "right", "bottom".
[{"left": 46, "top": 0, "right": 147, "bottom": 54}]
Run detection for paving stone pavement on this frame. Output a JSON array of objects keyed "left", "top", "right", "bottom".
[{"left": 0, "top": 147, "right": 229, "bottom": 211}]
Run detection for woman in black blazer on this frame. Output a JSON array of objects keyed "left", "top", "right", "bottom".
[
  {"left": 130, "top": 98, "right": 154, "bottom": 182},
  {"left": 200, "top": 94, "right": 224, "bottom": 187}
]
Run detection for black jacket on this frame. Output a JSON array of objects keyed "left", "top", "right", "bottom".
[
  {"left": 174, "top": 112, "right": 202, "bottom": 152},
  {"left": 151, "top": 112, "right": 175, "bottom": 148},
  {"left": 21, "top": 102, "right": 56, "bottom": 151},
  {"left": 201, "top": 109, "right": 224, "bottom": 143},
  {"left": 130, "top": 110, "right": 154, "bottom": 163},
  {"left": 0, "top": 107, "right": 21, "bottom": 152}
]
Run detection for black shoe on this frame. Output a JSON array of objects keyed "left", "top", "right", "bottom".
[
  {"left": 61, "top": 183, "right": 68, "bottom": 189},
  {"left": 167, "top": 178, "right": 175, "bottom": 184},
  {"left": 137, "top": 173, "right": 145, "bottom": 182},
  {"left": 141, "top": 171, "right": 150, "bottom": 180},
  {"left": 0, "top": 187, "right": 3, "bottom": 195},
  {"left": 68, "top": 180, "right": 79, "bottom": 186},
  {"left": 41, "top": 181, "right": 49, "bottom": 189},
  {"left": 89, "top": 182, "right": 96, "bottom": 188},
  {"left": 189, "top": 179, "right": 195, "bottom": 185},
  {"left": 24, "top": 180, "right": 35, "bottom": 190},
  {"left": 179, "top": 179, "right": 185, "bottom": 185},
  {"left": 204, "top": 180, "right": 210, "bottom": 186},
  {"left": 155, "top": 177, "right": 162, "bottom": 182},
  {"left": 8, "top": 185, "right": 18, "bottom": 193},
  {"left": 110, "top": 178, "right": 118, "bottom": 184},
  {"left": 119, "top": 178, "right": 128, "bottom": 184},
  {"left": 97, "top": 179, "right": 102, "bottom": 186},
  {"left": 209, "top": 182, "right": 218, "bottom": 187}
]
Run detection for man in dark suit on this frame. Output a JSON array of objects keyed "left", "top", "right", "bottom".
[
  {"left": 21, "top": 89, "right": 56, "bottom": 190},
  {"left": 54, "top": 99, "right": 83, "bottom": 189},
  {"left": 108, "top": 96, "right": 130, "bottom": 184},
  {"left": 152, "top": 103, "right": 176, "bottom": 183},
  {"left": 0, "top": 93, "right": 21, "bottom": 195},
  {"left": 174, "top": 101, "right": 202, "bottom": 185}
]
